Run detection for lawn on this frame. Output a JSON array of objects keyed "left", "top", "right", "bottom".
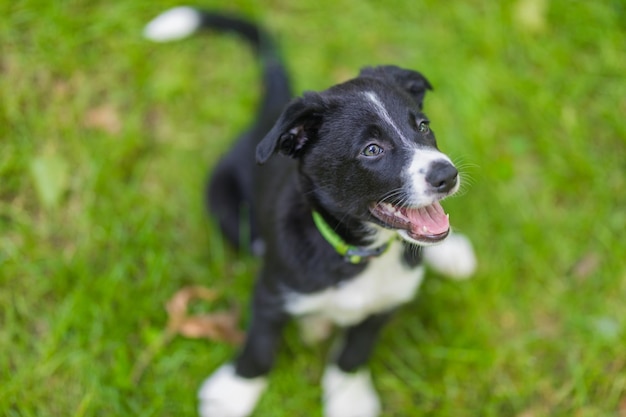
[{"left": 1, "top": 0, "right": 625, "bottom": 416}]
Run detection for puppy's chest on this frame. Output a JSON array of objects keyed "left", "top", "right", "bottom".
[{"left": 284, "top": 244, "right": 424, "bottom": 326}]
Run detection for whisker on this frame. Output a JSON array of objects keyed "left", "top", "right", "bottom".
[
  {"left": 451, "top": 155, "right": 479, "bottom": 199},
  {"left": 379, "top": 188, "right": 408, "bottom": 204}
]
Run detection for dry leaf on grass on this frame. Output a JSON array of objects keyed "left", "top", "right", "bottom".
[
  {"left": 165, "top": 285, "right": 244, "bottom": 345},
  {"left": 84, "top": 104, "right": 122, "bottom": 134},
  {"left": 132, "top": 285, "right": 244, "bottom": 383}
]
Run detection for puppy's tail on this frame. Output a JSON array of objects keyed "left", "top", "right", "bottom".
[{"left": 143, "top": 6, "right": 291, "bottom": 123}]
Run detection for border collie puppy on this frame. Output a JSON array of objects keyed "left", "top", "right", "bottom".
[{"left": 145, "top": 7, "right": 476, "bottom": 417}]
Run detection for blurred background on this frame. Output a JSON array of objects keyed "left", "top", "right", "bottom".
[{"left": 1, "top": 0, "right": 625, "bottom": 416}]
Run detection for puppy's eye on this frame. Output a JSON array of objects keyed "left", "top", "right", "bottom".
[
  {"left": 362, "top": 144, "right": 384, "bottom": 157},
  {"left": 418, "top": 121, "right": 430, "bottom": 133}
]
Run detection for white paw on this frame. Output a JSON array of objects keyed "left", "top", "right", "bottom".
[
  {"left": 423, "top": 232, "right": 477, "bottom": 280},
  {"left": 144, "top": 6, "right": 202, "bottom": 42},
  {"left": 298, "top": 315, "right": 334, "bottom": 346},
  {"left": 322, "top": 365, "right": 381, "bottom": 417},
  {"left": 198, "top": 364, "right": 267, "bottom": 417}
]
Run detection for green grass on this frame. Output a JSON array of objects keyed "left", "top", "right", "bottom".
[{"left": 1, "top": 0, "right": 625, "bottom": 416}]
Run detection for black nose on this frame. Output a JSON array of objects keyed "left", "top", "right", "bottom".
[{"left": 426, "top": 161, "right": 458, "bottom": 193}]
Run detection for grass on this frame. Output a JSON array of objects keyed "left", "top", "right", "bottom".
[{"left": 1, "top": 0, "right": 625, "bottom": 416}]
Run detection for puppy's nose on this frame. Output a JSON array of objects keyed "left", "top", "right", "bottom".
[{"left": 426, "top": 161, "right": 458, "bottom": 193}]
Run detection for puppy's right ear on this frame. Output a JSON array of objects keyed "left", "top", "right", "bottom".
[{"left": 256, "top": 93, "right": 325, "bottom": 164}]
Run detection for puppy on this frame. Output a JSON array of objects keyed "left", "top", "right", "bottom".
[{"left": 145, "top": 7, "right": 476, "bottom": 417}]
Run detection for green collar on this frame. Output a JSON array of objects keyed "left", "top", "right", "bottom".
[{"left": 312, "top": 211, "right": 393, "bottom": 264}]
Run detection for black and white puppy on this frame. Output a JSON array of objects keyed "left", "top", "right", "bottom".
[{"left": 145, "top": 7, "right": 476, "bottom": 417}]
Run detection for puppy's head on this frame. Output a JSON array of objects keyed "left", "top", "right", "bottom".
[{"left": 256, "top": 65, "right": 460, "bottom": 246}]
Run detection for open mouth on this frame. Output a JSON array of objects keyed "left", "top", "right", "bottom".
[{"left": 369, "top": 201, "right": 450, "bottom": 244}]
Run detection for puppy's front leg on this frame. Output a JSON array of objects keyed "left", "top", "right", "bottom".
[
  {"left": 422, "top": 232, "right": 477, "bottom": 280},
  {"left": 198, "top": 283, "right": 288, "bottom": 417},
  {"left": 322, "top": 312, "right": 392, "bottom": 417}
]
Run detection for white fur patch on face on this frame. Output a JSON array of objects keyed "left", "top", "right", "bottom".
[
  {"left": 285, "top": 243, "right": 425, "bottom": 326},
  {"left": 144, "top": 7, "right": 202, "bottom": 42},
  {"left": 423, "top": 232, "right": 477, "bottom": 279},
  {"left": 363, "top": 91, "right": 409, "bottom": 144},
  {"left": 198, "top": 364, "right": 267, "bottom": 417},
  {"left": 322, "top": 365, "right": 381, "bottom": 417},
  {"left": 405, "top": 147, "right": 458, "bottom": 206}
]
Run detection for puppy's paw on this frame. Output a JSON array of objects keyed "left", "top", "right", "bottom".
[
  {"left": 423, "top": 232, "right": 477, "bottom": 280},
  {"left": 322, "top": 366, "right": 381, "bottom": 417},
  {"left": 198, "top": 364, "right": 267, "bottom": 417}
]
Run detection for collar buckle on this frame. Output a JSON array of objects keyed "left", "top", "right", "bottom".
[{"left": 344, "top": 242, "right": 391, "bottom": 264}]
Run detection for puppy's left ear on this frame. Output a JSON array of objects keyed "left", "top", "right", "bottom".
[
  {"left": 256, "top": 92, "right": 326, "bottom": 164},
  {"left": 360, "top": 65, "right": 433, "bottom": 110}
]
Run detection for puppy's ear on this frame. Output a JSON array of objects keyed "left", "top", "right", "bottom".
[
  {"left": 360, "top": 65, "right": 433, "bottom": 110},
  {"left": 256, "top": 92, "right": 325, "bottom": 164}
]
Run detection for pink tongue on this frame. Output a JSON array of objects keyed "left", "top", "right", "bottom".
[{"left": 406, "top": 202, "right": 450, "bottom": 235}]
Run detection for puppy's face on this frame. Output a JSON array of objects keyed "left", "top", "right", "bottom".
[{"left": 257, "top": 66, "right": 460, "bottom": 246}]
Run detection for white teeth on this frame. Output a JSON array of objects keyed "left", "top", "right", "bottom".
[
  {"left": 382, "top": 203, "right": 395, "bottom": 213},
  {"left": 381, "top": 203, "right": 407, "bottom": 220},
  {"left": 422, "top": 226, "right": 429, "bottom": 233},
  {"left": 397, "top": 214, "right": 409, "bottom": 221},
  {"left": 395, "top": 210, "right": 409, "bottom": 221},
  {"left": 377, "top": 202, "right": 412, "bottom": 223}
]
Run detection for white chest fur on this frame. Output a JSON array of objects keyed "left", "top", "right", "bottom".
[{"left": 285, "top": 242, "right": 424, "bottom": 326}]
